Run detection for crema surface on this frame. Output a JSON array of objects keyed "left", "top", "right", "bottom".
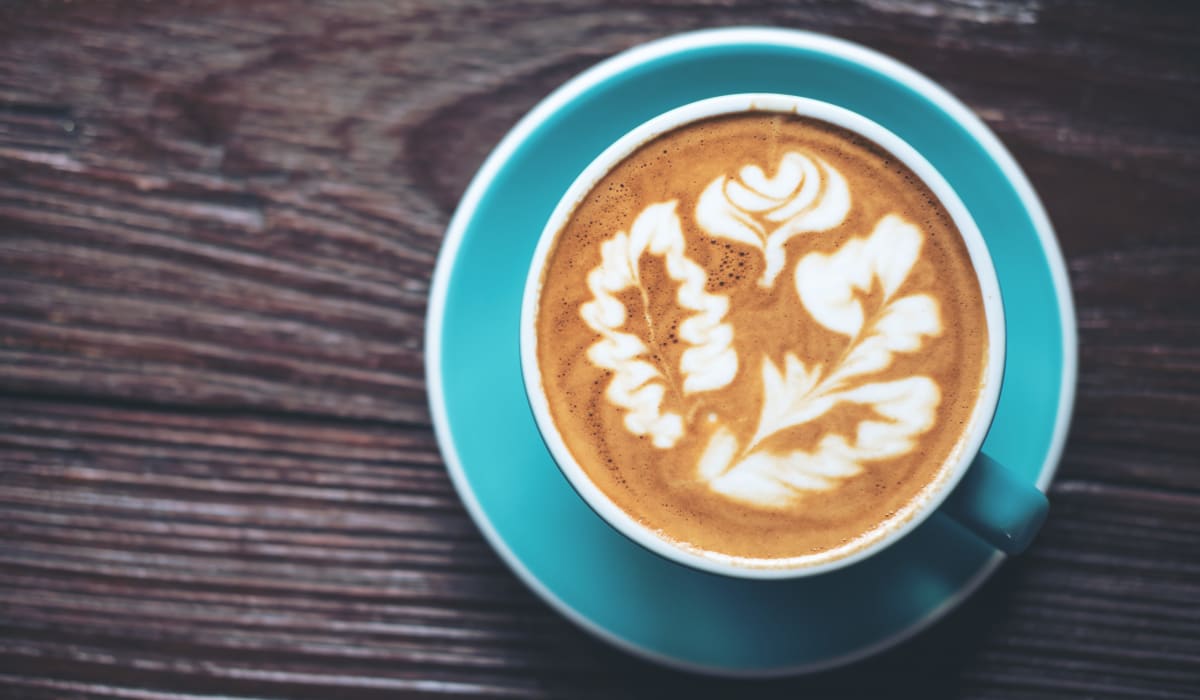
[{"left": 534, "top": 113, "right": 988, "bottom": 567}]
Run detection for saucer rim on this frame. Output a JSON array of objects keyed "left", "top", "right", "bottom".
[{"left": 425, "top": 26, "right": 1077, "bottom": 678}]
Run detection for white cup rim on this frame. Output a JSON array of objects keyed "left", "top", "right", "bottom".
[{"left": 520, "top": 93, "right": 1006, "bottom": 579}]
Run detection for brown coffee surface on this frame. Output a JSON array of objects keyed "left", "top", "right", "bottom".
[{"left": 534, "top": 113, "right": 988, "bottom": 565}]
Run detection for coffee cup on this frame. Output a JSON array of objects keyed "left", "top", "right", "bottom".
[{"left": 520, "top": 93, "right": 1048, "bottom": 579}]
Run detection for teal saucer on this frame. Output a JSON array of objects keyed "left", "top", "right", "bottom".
[{"left": 426, "top": 28, "right": 1076, "bottom": 676}]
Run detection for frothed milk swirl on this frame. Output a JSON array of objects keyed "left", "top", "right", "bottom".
[{"left": 533, "top": 113, "right": 988, "bottom": 565}]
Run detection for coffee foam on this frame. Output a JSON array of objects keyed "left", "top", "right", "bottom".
[
  {"left": 535, "top": 113, "right": 987, "bottom": 565},
  {"left": 697, "top": 150, "right": 851, "bottom": 286},
  {"left": 579, "top": 201, "right": 737, "bottom": 448}
]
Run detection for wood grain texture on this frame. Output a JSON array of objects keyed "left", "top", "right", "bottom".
[{"left": 0, "top": 0, "right": 1198, "bottom": 698}]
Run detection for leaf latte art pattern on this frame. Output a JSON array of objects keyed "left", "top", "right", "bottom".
[
  {"left": 580, "top": 202, "right": 737, "bottom": 449},
  {"left": 579, "top": 151, "right": 945, "bottom": 509},
  {"left": 698, "top": 215, "right": 943, "bottom": 507}
]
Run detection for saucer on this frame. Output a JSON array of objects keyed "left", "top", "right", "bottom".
[{"left": 426, "top": 28, "right": 1076, "bottom": 676}]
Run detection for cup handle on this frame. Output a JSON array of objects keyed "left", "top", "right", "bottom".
[{"left": 938, "top": 452, "right": 1049, "bottom": 554}]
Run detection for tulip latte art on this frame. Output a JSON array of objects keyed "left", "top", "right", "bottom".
[{"left": 533, "top": 114, "right": 988, "bottom": 565}]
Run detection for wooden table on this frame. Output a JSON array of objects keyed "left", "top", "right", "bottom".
[{"left": 1, "top": 2, "right": 1197, "bottom": 698}]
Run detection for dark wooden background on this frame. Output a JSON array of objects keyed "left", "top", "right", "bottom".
[{"left": 1, "top": 1, "right": 1198, "bottom": 698}]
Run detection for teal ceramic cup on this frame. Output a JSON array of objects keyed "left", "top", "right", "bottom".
[{"left": 521, "top": 93, "right": 1048, "bottom": 580}]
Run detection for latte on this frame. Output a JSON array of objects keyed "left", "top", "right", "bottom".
[{"left": 531, "top": 112, "right": 988, "bottom": 567}]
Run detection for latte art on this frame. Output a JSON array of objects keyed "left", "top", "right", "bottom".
[
  {"left": 697, "top": 213, "right": 944, "bottom": 508},
  {"left": 580, "top": 201, "right": 736, "bottom": 448},
  {"left": 535, "top": 113, "right": 988, "bottom": 564},
  {"left": 697, "top": 150, "right": 850, "bottom": 286}
]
